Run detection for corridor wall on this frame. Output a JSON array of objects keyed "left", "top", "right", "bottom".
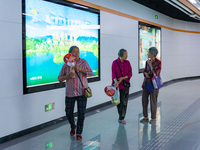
[{"left": 0, "top": 0, "right": 200, "bottom": 138}]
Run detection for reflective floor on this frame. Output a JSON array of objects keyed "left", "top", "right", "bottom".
[{"left": 1, "top": 79, "right": 200, "bottom": 150}]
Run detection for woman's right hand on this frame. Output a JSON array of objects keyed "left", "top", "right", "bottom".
[
  {"left": 68, "top": 72, "right": 75, "bottom": 78},
  {"left": 114, "top": 81, "right": 119, "bottom": 88},
  {"left": 113, "top": 78, "right": 119, "bottom": 88}
]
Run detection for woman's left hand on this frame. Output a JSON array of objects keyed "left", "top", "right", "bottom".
[
  {"left": 118, "top": 76, "right": 126, "bottom": 83},
  {"left": 72, "top": 66, "right": 79, "bottom": 71}
]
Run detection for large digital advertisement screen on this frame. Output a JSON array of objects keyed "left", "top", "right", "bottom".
[
  {"left": 22, "top": 0, "right": 100, "bottom": 94},
  {"left": 139, "top": 22, "right": 161, "bottom": 73}
]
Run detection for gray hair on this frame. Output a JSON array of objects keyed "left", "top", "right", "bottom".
[
  {"left": 149, "top": 47, "right": 158, "bottom": 57},
  {"left": 118, "top": 49, "right": 127, "bottom": 57},
  {"left": 69, "top": 46, "right": 79, "bottom": 53}
]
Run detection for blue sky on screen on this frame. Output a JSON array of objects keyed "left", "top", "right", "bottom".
[{"left": 25, "top": 0, "right": 99, "bottom": 38}]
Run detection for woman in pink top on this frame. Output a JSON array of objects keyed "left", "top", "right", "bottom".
[
  {"left": 112, "top": 49, "right": 132, "bottom": 124},
  {"left": 58, "top": 46, "right": 93, "bottom": 140}
]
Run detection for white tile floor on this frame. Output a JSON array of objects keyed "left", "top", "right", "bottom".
[{"left": 1, "top": 79, "right": 200, "bottom": 150}]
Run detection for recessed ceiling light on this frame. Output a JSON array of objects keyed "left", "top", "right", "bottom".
[{"left": 188, "top": 0, "right": 197, "bottom": 4}]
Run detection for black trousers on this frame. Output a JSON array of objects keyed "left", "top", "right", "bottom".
[
  {"left": 117, "top": 88, "right": 129, "bottom": 120},
  {"left": 65, "top": 96, "right": 87, "bottom": 135}
]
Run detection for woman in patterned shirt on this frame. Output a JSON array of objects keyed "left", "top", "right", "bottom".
[
  {"left": 140, "top": 47, "right": 161, "bottom": 124},
  {"left": 58, "top": 46, "right": 93, "bottom": 140}
]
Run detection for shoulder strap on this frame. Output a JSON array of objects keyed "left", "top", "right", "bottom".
[
  {"left": 116, "top": 60, "right": 123, "bottom": 77},
  {"left": 75, "top": 71, "right": 84, "bottom": 88}
]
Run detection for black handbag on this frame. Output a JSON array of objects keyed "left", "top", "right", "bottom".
[
  {"left": 115, "top": 60, "right": 130, "bottom": 88},
  {"left": 123, "top": 80, "right": 130, "bottom": 88}
]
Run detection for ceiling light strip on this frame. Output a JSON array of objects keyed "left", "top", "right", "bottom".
[
  {"left": 179, "top": 0, "right": 200, "bottom": 15},
  {"left": 164, "top": 0, "right": 193, "bottom": 15},
  {"left": 171, "top": 0, "right": 194, "bottom": 14},
  {"left": 66, "top": 0, "right": 200, "bottom": 34}
]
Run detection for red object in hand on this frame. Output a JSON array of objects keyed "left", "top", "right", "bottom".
[
  {"left": 104, "top": 86, "right": 115, "bottom": 97},
  {"left": 63, "top": 53, "right": 76, "bottom": 64}
]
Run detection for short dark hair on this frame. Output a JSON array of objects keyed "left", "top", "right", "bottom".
[
  {"left": 69, "top": 46, "right": 79, "bottom": 53},
  {"left": 118, "top": 49, "right": 126, "bottom": 57}
]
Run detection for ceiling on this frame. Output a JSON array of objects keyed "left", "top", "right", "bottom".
[{"left": 132, "top": 0, "right": 200, "bottom": 23}]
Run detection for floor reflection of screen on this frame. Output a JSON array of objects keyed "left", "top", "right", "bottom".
[
  {"left": 139, "top": 22, "right": 161, "bottom": 73},
  {"left": 23, "top": 0, "right": 100, "bottom": 93},
  {"left": 138, "top": 102, "right": 161, "bottom": 149},
  {"left": 82, "top": 135, "right": 101, "bottom": 150}
]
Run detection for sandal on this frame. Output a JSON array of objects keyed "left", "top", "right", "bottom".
[
  {"left": 149, "top": 119, "right": 156, "bottom": 124},
  {"left": 76, "top": 134, "right": 82, "bottom": 140},
  {"left": 140, "top": 118, "right": 149, "bottom": 123},
  {"left": 70, "top": 126, "right": 76, "bottom": 136},
  {"left": 118, "top": 119, "right": 126, "bottom": 124}
]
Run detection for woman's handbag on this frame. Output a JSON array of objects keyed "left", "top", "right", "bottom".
[
  {"left": 115, "top": 60, "right": 130, "bottom": 88},
  {"left": 111, "top": 87, "right": 120, "bottom": 105},
  {"left": 84, "top": 87, "right": 92, "bottom": 98},
  {"left": 152, "top": 73, "right": 163, "bottom": 89},
  {"left": 75, "top": 71, "right": 92, "bottom": 98},
  {"left": 104, "top": 85, "right": 120, "bottom": 105},
  {"left": 123, "top": 80, "right": 130, "bottom": 88},
  {"left": 146, "top": 82, "right": 154, "bottom": 92}
]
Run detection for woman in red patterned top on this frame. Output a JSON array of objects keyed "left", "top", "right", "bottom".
[
  {"left": 140, "top": 47, "right": 161, "bottom": 124},
  {"left": 58, "top": 46, "right": 93, "bottom": 140}
]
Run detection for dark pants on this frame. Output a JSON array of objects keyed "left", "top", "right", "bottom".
[
  {"left": 65, "top": 96, "right": 87, "bottom": 135},
  {"left": 117, "top": 88, "right": 129, "bottom": 120},
  {"left": 142, "top": 89, "right": 159, "bottom": 119}
]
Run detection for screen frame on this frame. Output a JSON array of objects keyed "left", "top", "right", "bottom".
[
  {"left": 138, "top": 21, "right": 162, "bottom": 73},
  {"left": 22, "top": 0, "right": 100, "bottom": 94}
]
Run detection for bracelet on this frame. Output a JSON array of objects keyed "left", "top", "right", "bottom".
[{"left": 79, "top": 67, "right": 81, "bottom": 71}]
